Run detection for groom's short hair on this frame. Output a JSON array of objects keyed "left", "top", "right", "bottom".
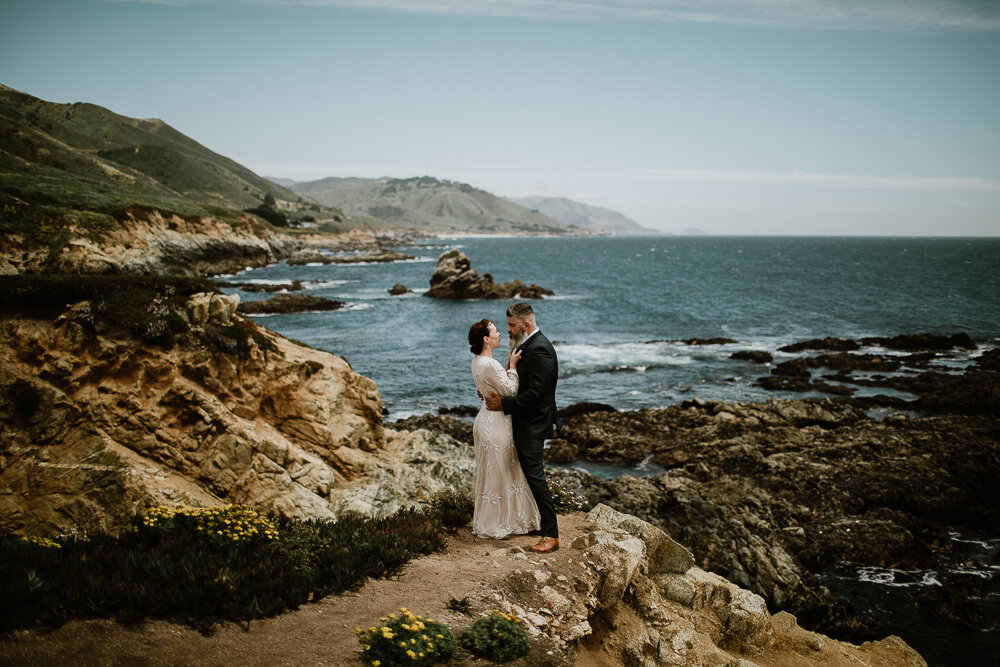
[{"left": 506, "top": 303, "right": 535, "bottom": 321}]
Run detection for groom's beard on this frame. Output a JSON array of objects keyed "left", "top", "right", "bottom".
[{"left": 509, "top": 331, "right": 525, "bottom": 350}]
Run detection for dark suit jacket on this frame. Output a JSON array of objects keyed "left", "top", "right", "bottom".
[{"left": 501, "top": 330, "right": 562, "bottom": 441}]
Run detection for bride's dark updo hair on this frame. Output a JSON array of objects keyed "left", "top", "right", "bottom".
[{"left": 468, "top": 319, "right": 492, "bottom": 354}]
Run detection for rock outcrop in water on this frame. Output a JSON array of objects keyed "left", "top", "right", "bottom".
[
  {"left": 424, "top": 248, "right": 554, "bottom": 299},
  {"left": 236, "top": 293, "right": 344, "bottom": 314},
  {"left": 750, "top": 332, "right": 999, "bottom": 417}
]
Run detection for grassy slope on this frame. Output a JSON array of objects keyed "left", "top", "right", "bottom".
[
  {"left": 0, "top": 84, "right": 332, "bottom": 219},
  {"left": 291, "top": 175, "right": 581, "bottom": 235}
]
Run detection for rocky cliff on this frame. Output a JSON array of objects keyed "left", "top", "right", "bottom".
[
  {"left": 2, "top": 208, "right": 299, "bottom": 277},
  {"left": 0, "top": 292, "right": 472, "bottom": 536}
]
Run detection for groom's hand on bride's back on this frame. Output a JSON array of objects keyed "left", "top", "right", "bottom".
[{"left": 484, "top": 393, "right": 503, "bottom": 411}]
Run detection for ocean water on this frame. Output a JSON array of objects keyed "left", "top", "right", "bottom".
[
  {"left": 220, "top": 236, "right": 1000, "bottom": 418},
  {"left": 219, "top": 235, "right": 1000, "bottom": 665}
]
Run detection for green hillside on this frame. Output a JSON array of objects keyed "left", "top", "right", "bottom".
[
  {"left": 289, "top": 176, "right": 587, "bottom": 235},
  {"left": 0, "top": 84, "right": 339, "bottom": 224}
]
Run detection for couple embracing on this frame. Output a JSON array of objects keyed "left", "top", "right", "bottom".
[{"left": 467, "top": 303, "right": 561, "bottom": 554}]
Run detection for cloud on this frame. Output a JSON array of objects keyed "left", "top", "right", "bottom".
[
  {"left": 626, "top": 168, "right": 1000, "bottom": 191},
  {"left": 217, "top": 0, "right": 1000, "bottom": 32}
]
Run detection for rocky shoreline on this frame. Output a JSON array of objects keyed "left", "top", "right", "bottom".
[
  {"left": 393, "top": 335, "right": 999, "bottom": 659},
  {"left": 1, "top": 267, "right": 992, "bottom": 663}
]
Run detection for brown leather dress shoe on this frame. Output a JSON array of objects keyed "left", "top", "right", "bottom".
[{"left": 529, "top": 537, "right": 559, "bottom": 553}]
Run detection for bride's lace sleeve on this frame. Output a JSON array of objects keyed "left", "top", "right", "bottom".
[{"left": 487, "top": 359, "right": 519, "bottom": 397}]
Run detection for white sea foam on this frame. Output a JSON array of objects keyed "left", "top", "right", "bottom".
[
  {"left": 855, "top": 566, "right": 940, "bottom": 588},
  {"left": 557, "top": 341, "right": 695, "bottom": 377}
]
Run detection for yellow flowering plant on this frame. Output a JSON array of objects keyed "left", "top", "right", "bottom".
[
  {"left": 20, "top": 535, "right": 61, "bottom": 549},
  {"left": 460, "top": 610, "right": 530, "bottom": 662},
  {"left": 134, "top": 505, "right": 279, "bottom": 544},
  {"left": 355, "top": 607, "right": 456, "bottom": 666}
]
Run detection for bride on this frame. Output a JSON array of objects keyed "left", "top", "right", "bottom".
[{"left": 467, "top": 319, "right": 541, "bottom": 539}]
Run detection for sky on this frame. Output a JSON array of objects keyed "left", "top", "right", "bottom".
[{"left": 2, "top": 0, "right": 999, "bottom": 235}]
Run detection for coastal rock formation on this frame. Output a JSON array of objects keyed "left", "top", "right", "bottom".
[
  {"left": 286, "top": 248, "right": 415, "bottom": 265},
  {"left": 215, "top": 280, "right": 306, "bottom": 293},
  {"left": 388, "top": 282, "right": 411, "bottom": 295},
  {"left": 424, "top": 249, "right": 554, "bottom": 300},
  {"left": 0, "top": 294, "right": 401, "bottom": 537},
  {"left": 236, "top": 293, "right": 344, "bottom": 314},
  {"left": 407, "top": 394, "right": 1000, "bottom": 646},
  {"left": 2, "top": 209, "right": 300, "bottom": 277},
  {"left": 0, "top": 296, "right": 929, "bottom": 663},
  {"left": 480, "top": 505, "right": 923, "bottom": 666},
  {"left": 752, "top": 333, "right": 998, "bottom": 417}
]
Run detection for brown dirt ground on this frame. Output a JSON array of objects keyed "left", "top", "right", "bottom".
[{"left": 0, "top": 513, "right": 609, "bottom": 667}]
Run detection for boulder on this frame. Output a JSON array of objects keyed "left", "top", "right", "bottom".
[
  {"left": 731, "top": 350, "right": 773, "bottom": 364},
  {"left": 586, "top": 503, "right": 694, "bottom": 574},
  {"left": 424, "top": 249, "right": 554, "bottom": 300}
]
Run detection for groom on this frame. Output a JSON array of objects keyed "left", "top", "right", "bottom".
[{"left": 484, "top": 303, "right": 561, "bottom": 553}]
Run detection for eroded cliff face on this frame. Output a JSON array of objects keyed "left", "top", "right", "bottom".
[
  {"left": 0, "top": 209, "right": 299, "bottom": 276},
  {"left": 0, "top": 293, "right": 478, "bottom": 536}
]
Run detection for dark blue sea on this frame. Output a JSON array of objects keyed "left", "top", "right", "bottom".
[
  {"left": 219, "top": 235, "right": 1000, "bottom": 666},
  {"left": 221, "top": 236, "right": 1000, "bottom": 418}
]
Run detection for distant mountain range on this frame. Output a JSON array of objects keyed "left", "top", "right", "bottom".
[
  {"left": 0, "top": 83, "right": 659, "bottom": 238},
  {"left": 506, "top": 196, "right": 659, "bottom": 236},
  {"left": 0, "top": 84, "right": 340, "bottom": 224},
  {"left": 285, "top": 176, "right": 587, "bottom": 236},
  {"left": 285, "top": 177, "right": 661, "bottom": 236}
]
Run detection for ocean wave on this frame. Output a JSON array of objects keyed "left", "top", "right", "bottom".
[
  {"left": 556, "top": 341, "right": 695, "bottom": 378},
  {"left": 852, "top": 566, "right": 941, "bottom": 588}
]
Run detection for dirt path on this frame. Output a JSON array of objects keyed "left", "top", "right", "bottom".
[{"left": 0, "top": 514, "right": 593, "bottom": 666}]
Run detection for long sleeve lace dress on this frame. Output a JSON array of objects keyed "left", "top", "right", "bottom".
[{"left": 470, "top": 355, "right": 541, "bottom": 539}]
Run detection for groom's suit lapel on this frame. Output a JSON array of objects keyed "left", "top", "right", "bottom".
[{"left": 516, "top": 333, "right": 540, "bottom": 394}]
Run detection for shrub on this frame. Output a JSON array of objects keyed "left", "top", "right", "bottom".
[
  {"left": 244, "top": 204, "right": 288, "bottom": 227},
  {"left": 355, "top": 607, "right": 457, "bottom": 666},
  {"left": 428, "top": 488, "right": 474, "bottom": 528},
  {"left": 0, "top": 505, "right": 448, "bottom": 633},
  {"left": 550, "top": 480, "right": 592, "bottom": 514},
  {"left": 446, "top": 596, "right": 473, "bottom": 615},
  {"left": 460, "top": 611, "right": 530, "bottom": 662}
]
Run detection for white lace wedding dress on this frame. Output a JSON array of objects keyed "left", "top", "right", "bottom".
[{"left": 470, "top": 355, "right": 541, "bottom": 539}]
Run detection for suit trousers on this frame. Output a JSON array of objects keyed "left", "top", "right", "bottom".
[{"left": 515, "top": 437, "right": 558, "bottom": 538}]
